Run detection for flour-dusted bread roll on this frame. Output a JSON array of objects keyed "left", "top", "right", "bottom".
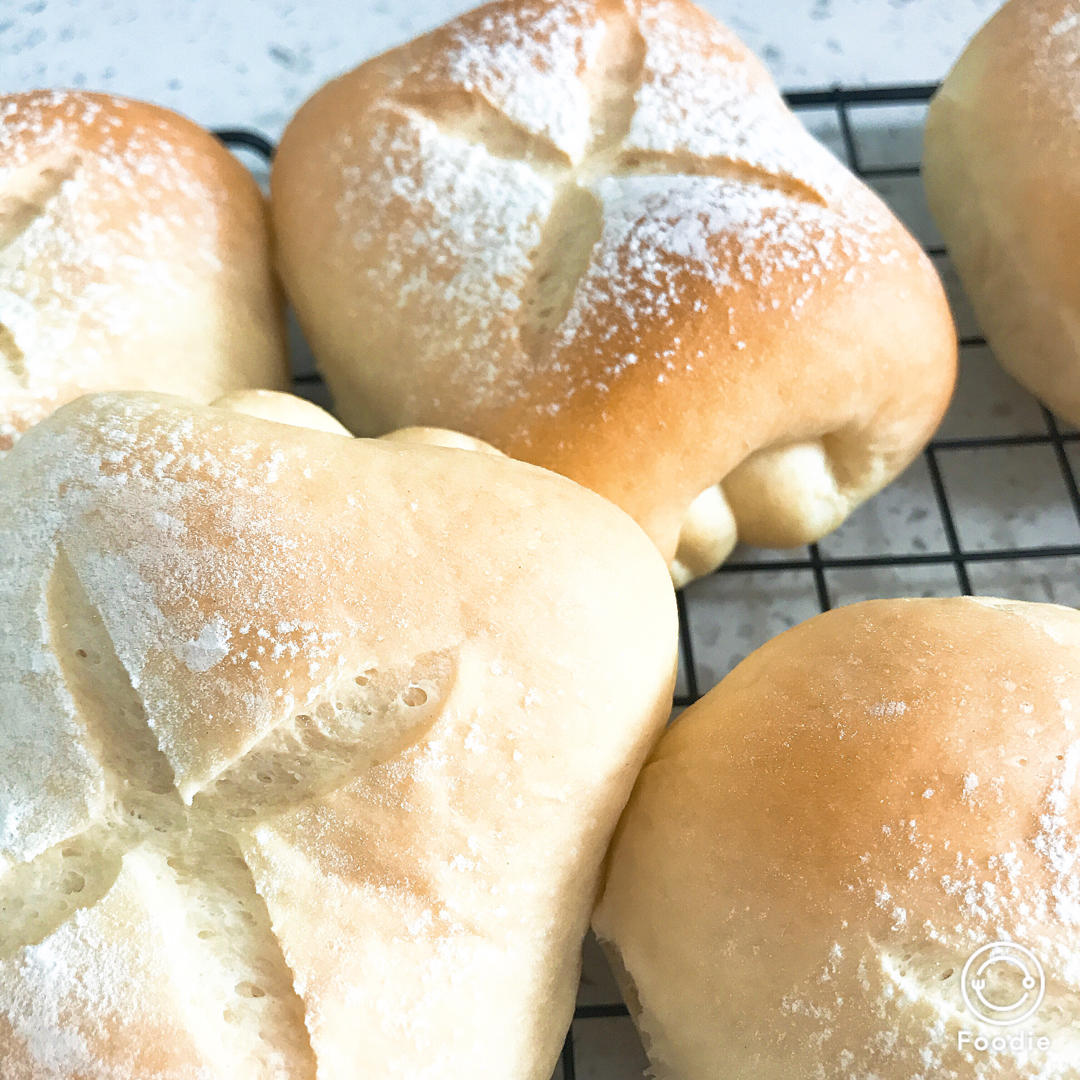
[
  {"left": 0, "top": 91, "right": 288, "bottom": 450},
  {"left": 0, "top": 391, "right": 677, "bottom": 1079},
  {"left": 593, "top": 597, "right": 1080, "bottom": 1078},
  {"left": 272, "top": 0, "right": 956, "bottom": 585},
  {"left": 925, "top": 0, "right": 1080, "bottom": 425}
]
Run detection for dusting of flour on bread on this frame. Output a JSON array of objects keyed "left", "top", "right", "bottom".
[
  {"left": 0, "top": 90, "right": 272, "bottom": 450},
  {"left": 0, "top": 390, "right": 676, "bottom": 1077},
  {"left": 328, "top": 0, "right": 900, "bottom": 439}
]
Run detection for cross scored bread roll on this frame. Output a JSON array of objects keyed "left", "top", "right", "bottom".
[
  {"left": 924, "top": 0, "right": 1080, "bottom": 427},
  {"left": 271, "top": 0, "right": 957, "bottom": 585},
  {"left": 0, "top": 90, "right": 288, "bottom": 451},
  {"left": 0, "top": 391, "right": 677, "bottom": 1079},
  {"left": 593, "top": 597, "right": 1080, "bottom": 1079}
]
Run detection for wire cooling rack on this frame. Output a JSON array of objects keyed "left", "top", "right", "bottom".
[{"left": 217, "top": 81, "right": 1080, "bottom": 1079}]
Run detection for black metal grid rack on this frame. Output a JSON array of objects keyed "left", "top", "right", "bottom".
[{"left": 216, "top": 81, "right": 1080, "bottom": 1080}]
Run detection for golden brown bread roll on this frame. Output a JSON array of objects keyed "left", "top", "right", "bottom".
[
  {"left": 593, "top": 597, "right": 1080, "bottom": 1078},
  {"left": 0, "top": 91, "right": 288, "bottom": 450},
  {"left": 924, "top": 0, "right": 1080, "bottom": 425},
  {"left": 271, "top": 0, "right": 957, "bottom": 585},
  {"left": 0, "top": 391, "right": 677, "bottom": 1078}
]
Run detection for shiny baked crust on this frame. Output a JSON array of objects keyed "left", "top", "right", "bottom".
[
  {"left": 594, "top": 596, "right": 1080, "bottom": 1078},
  {"left": 272, "top": 0, "right": 956, "bottom": 583}
]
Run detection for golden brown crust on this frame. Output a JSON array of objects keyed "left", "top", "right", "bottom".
[
  {"left": 0, "top": 90, "right": 288, "bottom": 449},
  {"left": 925, "top": 0, "right": 1080, "bottom": 424},
  {"left": 272, "top": 0, "right": 956, "bottom": 581},
  {"left": 0, "top": 391, "right": 677, "bottom": 1078},
  {"left": 594, "top": 597, "right": 1080, "bottom": 1078}
]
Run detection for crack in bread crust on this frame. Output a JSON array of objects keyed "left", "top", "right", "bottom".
[
  {"left": 390, "top": 9, "right": 824, "bottom": 370},
  {"left": 519, "top": 183, "right": 605, "bottom": 360},
  {"left": 0, "top": 155, "right": 81, "bottom": 390},
  {"left": 2, "top": 546, "right": 468, "bottom": 1075},
  {"left": 0, "top": 156, "right": 79, "bottom": 253},
  {"left": 0, "top": 826, "right": 122, "bottom": 958},
  {"left": 47, "top": 546, "right": 176, "bottom": 801},
  {"left": 608, "top": 149, "right": 826, "bottom": 205},
  {"left": 0, "top": 548, "right": 339, "bottom": 1073},
  {"left": 0, "top": 323, "right": 28, "bottom": 387},
  {"left": 393, "top": 90, "right": 572, "bottom": 172},
  {"left": 193, "top": 651, "right": 458, "bottom": 824}
]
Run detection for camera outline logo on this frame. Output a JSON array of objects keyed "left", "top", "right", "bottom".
[{"left": 960, "top": 941, "right": 1045, "bottom": 1027}]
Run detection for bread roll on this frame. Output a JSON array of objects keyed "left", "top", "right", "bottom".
[
  {"left": 271, "top": 0, "right": 956, "bottom": 585},
  {"left": 380, "top": 425, "right": 504, "bottom": 455},
  {"left": 0, "top": 391, "right": 677, "bottom": 1079},
  {"left": 213, "top": 388, "right": 352, "bottom": 434},
  {"left": 593, "top": 597, "right": 1080, "bottom": 1078},
  {"left": 0, "top": 91, "right": 288, "bottom": 450},
  {"left": 924, "top": 0, "right": 1080, "bottom": 424},
  {"left": 213, "top": 389, "right": 504, "bottom": 452}
]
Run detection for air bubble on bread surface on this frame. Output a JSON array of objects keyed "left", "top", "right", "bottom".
[
  {"left": 195, "top": 652, "right": 454, "bottom": 821},
  {"left": 47, "top": 547, "right": 176, "bottom": 798},
  {"left": 873, "top": 939, "right": 1017, "bottom": 1031},
  {"left": 875, "top": 936, "right": 1072, "bottom": 1056},
  {"left": 402, "top": 684, "right": 428, "bottom": 707},
  {"left": 0, "top": 827, "right": 121, "bottom": 957},
  {"left": 155, "top": 829, "right": 317, "bottom": 1077}
]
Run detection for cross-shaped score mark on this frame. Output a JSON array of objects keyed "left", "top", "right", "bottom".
[
  {"left": 0, "top": 546, "right": 444, "bottom": 1069},
  {"left": 0, "top": 548, "right": 313, "bottom": 1059},
  {"left": 0, "top": 157, "right": 79, "bottom": 386},
  {"left": 392, "top": 16, "right": 825, "bottom": 364}
]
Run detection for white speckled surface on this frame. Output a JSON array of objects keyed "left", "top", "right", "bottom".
[
  {"left": 9, "top": 3, "right": 1080, "bottom": 1079},
  {"left": 2, "top": 0, "right": 999, "bottom": 136},
  {"left": 565, "top": 88, "right": 1080, "bottom": 1079}
]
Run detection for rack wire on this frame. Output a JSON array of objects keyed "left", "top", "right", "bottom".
[{"left": 216, "top": 81, "right": 1080, "bottom": 1079}]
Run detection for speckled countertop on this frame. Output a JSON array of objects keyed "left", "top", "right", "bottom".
[{"left": 3, "top": 0, "right": 999, "bottom": 135}]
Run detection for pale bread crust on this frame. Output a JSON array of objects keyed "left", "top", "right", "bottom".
[
  {"left": 0, "top": 91, "right": 288, "bottom": 450},
  {"left": 924, "top": 0, "right": 1080, "bottom": 424},
  {"left": 214, "top": 389, "right": 504, "bottom": 453},
  {"left": 213, "top": 391, "right": 505, "bottom": 456},
  {"left": 212, "top": 389, "right": 353, "bottom": 435},
  {"left": 0, "top": 391, "right": 677, "bottom": 1079},
  {"left": 271, "top": 0, "right": 956, "bottom": 583},
  {"left": 594, "top": 597, "right": 1080, "bottom": 1078}
]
